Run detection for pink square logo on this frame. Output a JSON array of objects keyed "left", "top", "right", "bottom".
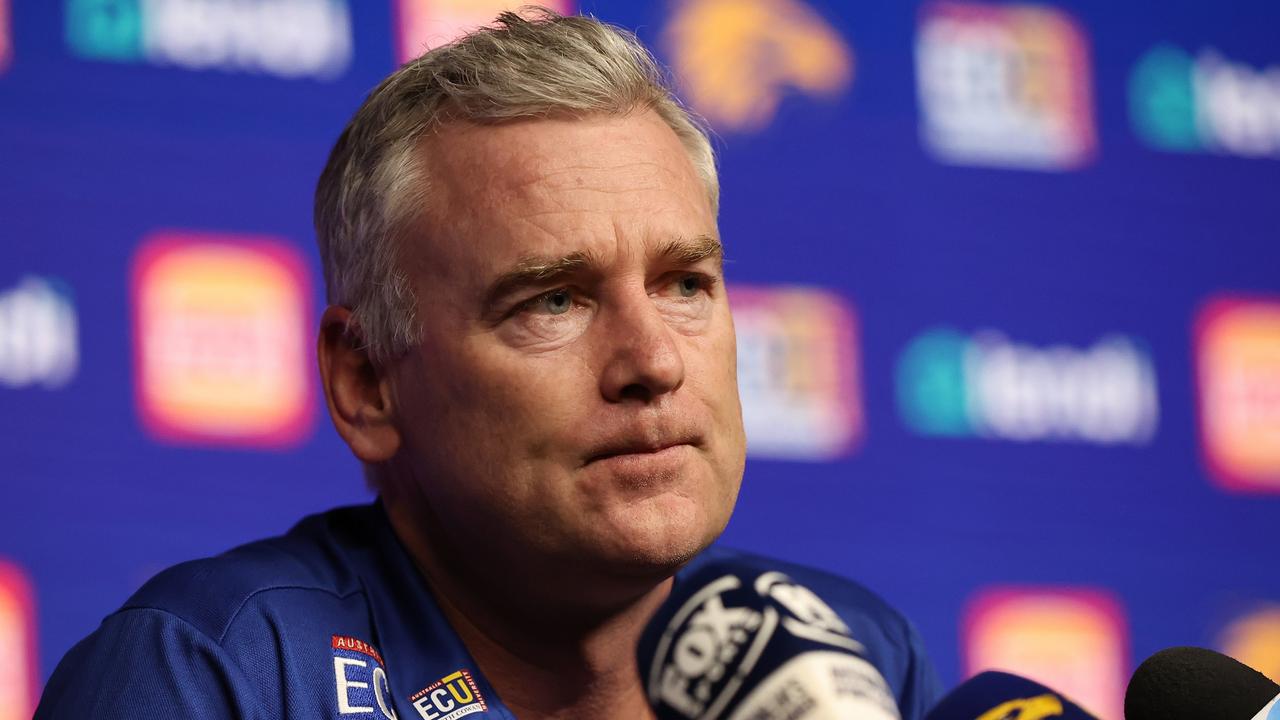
[
  {"left": 1196, "top": 297, "right": 1280, "bottom": 492},
  {"left": 0, "top": 561, "right": 37, "bottom": 720},
  {"left": 394, "top": 0, "right": 575, "bottom": 64},
  {"left": 0, "top": 0, "right": 10, "bottom": 74},
  {"left": 131, "top": 232, "right": 315, "bottom": 448},
  {"left": 730, "top": 284, "right": 862, "bottom": 460},
  {"left": 964, "top": 587, "right": 1128, "bottom": 720}
]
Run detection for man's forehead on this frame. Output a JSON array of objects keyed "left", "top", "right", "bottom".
[
  {"left": 407, "top": 111, "right": 715, "bottom": 281},
  {"left": 422, "top": 111, "right": 698, "bottom": 200}
]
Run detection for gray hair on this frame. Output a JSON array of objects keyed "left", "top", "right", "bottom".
[{"left": 314, "top": 7, "right": 719, "bottom": 366}]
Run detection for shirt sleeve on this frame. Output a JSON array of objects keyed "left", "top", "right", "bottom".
[
  {"left": 35, "top": 607, "right": 258, "bottom": 720},
  {"left": 895, "top": 618, "right": 944, "bottom": 720}
]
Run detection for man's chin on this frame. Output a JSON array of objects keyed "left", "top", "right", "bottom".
[{"left": 587, "top": 496, "right": 726, "bottom": 579}]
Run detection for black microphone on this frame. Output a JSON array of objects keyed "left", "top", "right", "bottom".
[
  {"left": 637, "top": 561, "right": 901, "bottom": 719},
  {"left": 1125, "top": 646, "right": 1279, "bottom": 720},
  {"left": 923, "top": 670, "right": 1098, "bottom": 719}
]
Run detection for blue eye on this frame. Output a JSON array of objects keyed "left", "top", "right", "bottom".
[
  {"left": 539, "top": 289, "right": 573, "bottom": 315},
  {"left": 677, "top": 276, "right": 702, "bottom": 297}
]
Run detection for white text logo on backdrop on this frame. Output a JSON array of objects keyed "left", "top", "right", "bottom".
[
  {"left": 1132, "top": 45, "right": 1280, "bottom": 158},
  {"left": 65, "top": 0, "right": 353, "bottom": 79},
  {"left": 0, "top": 276, "right": 79, "bottom": 390},
  {"left": 897, "top": 328, "right": 1159, "bottom": 444}
]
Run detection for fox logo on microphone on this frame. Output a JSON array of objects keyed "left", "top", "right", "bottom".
[
  {"left": 649, "top": 574, "right": 771, "bottom": 718},
  {"left": 641, "top": 564, "right": 900, "bottom": 720}
]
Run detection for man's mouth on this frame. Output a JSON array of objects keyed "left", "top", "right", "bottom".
[{"left": 583, "top": 435, "right": 699, "bottom": 467}]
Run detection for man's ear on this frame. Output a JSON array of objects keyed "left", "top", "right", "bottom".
[{"left": 317, "top": 305, "right": 401, "bottom": 463}]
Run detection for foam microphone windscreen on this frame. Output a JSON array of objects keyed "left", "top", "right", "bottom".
[{"left": 1125, "top": 646, "right": 1279, "bottom": 720}]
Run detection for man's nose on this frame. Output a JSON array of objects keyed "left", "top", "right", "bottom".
[{"left": 597, "top": 292, "right": 686, "bottom": 403}]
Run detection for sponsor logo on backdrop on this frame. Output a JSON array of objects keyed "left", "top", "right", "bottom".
[
  {"left": 395, "top": 0, "right": 574, "bottom": 63},
  {"left": 0, "top": 276, "right": 79, "bottom": 390},
  {"left": 964, "top": 587, "right": 1127, "bottom": 720},
  {"left": 662, "top": 0, "right": 853, "bottom": 133},
  {"left": 0, "top": 560, "right": 37, "bottom": 720},
  {"left": 64, "top": 0, "right": 352, "bottom": 79},
  {"left": 1132, "top": 46, "right": 1280, "bottom": 158},
  {"left": 915, "top": 2, "right": 1095, "bottom": 170},
  {"left": 1218, "top": 605, "right": 1280, "bottom": 686},
  {"left": 331, "top": 635, "right": 398, "bottom": 718},
  {"left": 731, "top": 285, "right": 861, "bottom": 460},
  {"left": 131, "top": 231, "right": 313, "bottom": 447},
  {"left": 1, "top": 0, "right": 11, "bottom": 74},
  {"left": 409, "top": 670, "right": 486, "bottom": 720},
  {"left": 1195, "top": 297, "right": 1280, "bottom": 492},
  {"left": 896, "top": 328, "right": 1158, "bottom": 444}
]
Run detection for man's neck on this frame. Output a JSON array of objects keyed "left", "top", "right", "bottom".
[
  {"left": 432, "top": 574, "right": 668, "bottom": 719},
  {"left": 386, "top": 500, "right": 670, "bottom": 719}
]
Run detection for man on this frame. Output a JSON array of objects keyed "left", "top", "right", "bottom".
[{"left": 37, "top": 9, "right": 940, "bottom": 719}]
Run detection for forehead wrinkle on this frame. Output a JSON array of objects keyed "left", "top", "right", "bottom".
[{"left": 503, "top": 159, "right": 683, "bottom": 202}]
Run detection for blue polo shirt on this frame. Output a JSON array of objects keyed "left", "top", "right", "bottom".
[{"left": 36, "top": 502, "right": 941, "bottom": 719}]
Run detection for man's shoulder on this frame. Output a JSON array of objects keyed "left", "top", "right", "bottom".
[
  {"left": 36, "top": 504, "right": 393, "bottom": 719},
  {"left": 121, "top": 504, "right": 376, "bottom": 642}
]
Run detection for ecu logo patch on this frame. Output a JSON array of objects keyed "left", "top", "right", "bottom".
[
  {"left": 409, "top": 670, "right": 487, "bottom": 720},
  {"left": 331, "top": 635, "right": 397, "bottom": 718}
]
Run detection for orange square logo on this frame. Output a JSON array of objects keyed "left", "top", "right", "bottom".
[
  {"left": 730, "top": 285, "right": 862, "bottom": 460},
  {"left": 964, "top": 587, "right": 1127, "bottom": 720},
  {"left": 1196, "top": 297, "right": 1280, "bottom": 492},
  {"left": 394, "top": 0, "right": 574, "bottom": 63},
  {"left": 132, "top": 232, "right": 314, "bottom": 447},
  {"left": 0, "top": 561, "right": 37, "bottom": 720},
  {"left": 1218, "top": 605, "right": 1280, "bottom": 684}
]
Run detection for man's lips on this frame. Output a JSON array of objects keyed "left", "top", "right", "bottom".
[{"left": 583, "top": 436, "right": 700, "bottom": 467}]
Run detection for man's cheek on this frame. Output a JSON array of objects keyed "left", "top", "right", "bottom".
[
  {"left": 469, "top": 360, "right": 582, "bottom": 433},
  {"left": 686, "top": 339, "right": 739, "bottom": 398}
]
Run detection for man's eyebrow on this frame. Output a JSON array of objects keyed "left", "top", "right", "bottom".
[
  {"left": 482, "top": 235, "right": 723, "bottom": 310},
  {"left": 484, "top": 251, "right": 594, "bottom": 308},
  {"left": 655, "top": 234, "right": 724, "bottom": 268}
]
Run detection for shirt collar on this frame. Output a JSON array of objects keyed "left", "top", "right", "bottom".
[
  {"left": 342, "top": 499, "right": 721, "bottom": 719},
  {"left": 341, "top": 500, "right": 514, "bottom": 719}
]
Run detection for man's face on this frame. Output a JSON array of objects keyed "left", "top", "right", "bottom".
[{"left": 387, "top": 110, "right": 746, "bottom": 581}]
